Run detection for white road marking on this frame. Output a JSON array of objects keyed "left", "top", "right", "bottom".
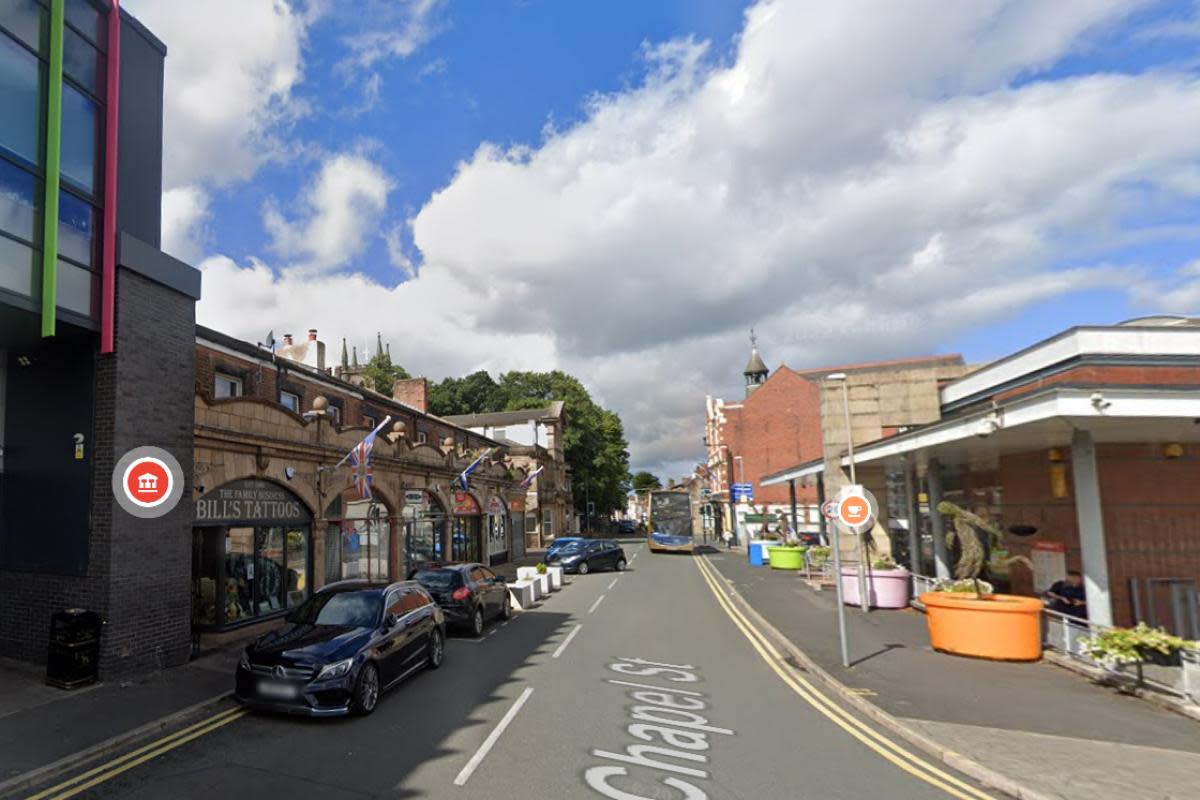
[
  {"left": 452, "top": 686, "right": 534, "bottom": 786},
  {"left": 588, "top": 595, "right": 605, "bottom": 614},
  {"left": 552, "top": 624, "right": 583, "bottom": 659},
  {"left": 607, "top": 577, "right": 619, "bottom": 590}
]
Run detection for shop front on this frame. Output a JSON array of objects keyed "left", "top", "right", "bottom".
[
  {"left": 192, "top": 479, "right": 313, "bottom": 632},
  {"left": 486, "top": 496, "right": 510, "bottom": 566},
  {"left": 452, "top": 491, "right": 483, "bottom": 562},
  {"left": 404, "top": 489, "right": 446, "bottom": 572},
  {"left": 325, "top": 488, "right": 395, "bottom": 583}
]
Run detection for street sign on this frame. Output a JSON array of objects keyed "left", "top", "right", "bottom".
[
  {"left": 732, "top": 482, "right": 754, "bottom": 503},
  {"left": 821, "top": 500, "right": 839, "bottom": 521}
]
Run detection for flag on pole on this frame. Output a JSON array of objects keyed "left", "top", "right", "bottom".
[
  {"left": 457, "top": 448, "right": 492, "bottom": 492},
  {"left": 520, "top": 465, "right": 545, "bottom": 488},
  {"left": 333, "top": 416, "right": 392, "bottom": 499}
]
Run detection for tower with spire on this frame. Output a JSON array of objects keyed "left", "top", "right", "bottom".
[{"left": 743, "top": 328, "right": 768, "bottom": 396}]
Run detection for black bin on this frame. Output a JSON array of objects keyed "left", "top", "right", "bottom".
[{"left": 46, "top": 609, "right": 104, "bottom": 689}]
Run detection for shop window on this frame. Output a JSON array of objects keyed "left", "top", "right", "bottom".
[
  {"left": 0, "top": 32, "right": 42, "bottom": 165},
  {"left": 327, "top": 492, "right": 391, "bottom": 582},
  {"left": 279, "top": 391, "right": 300, "bottom": 412},
  {"left": 451, "top": 515, "right": 481, "bottom": 562},
  {"left": 405, "top": 492, "right": 445, "bottom": 569},
  {"left": 214, "top": 373, "right": 242, "bottom": 398}
]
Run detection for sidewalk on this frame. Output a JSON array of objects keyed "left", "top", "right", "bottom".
[
  {"left": 0, "top": 650, "right": 238, "bottom": 795},
  {"left": 703, "top": 550, "right": 1200, "bottom": 800}
]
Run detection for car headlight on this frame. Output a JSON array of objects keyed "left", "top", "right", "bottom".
[
  {"left": 316, "top": 658, "right": 354, "bottom": 681},
  {"left": 238, "top": 650, "right": 251, "bottom": 671}
]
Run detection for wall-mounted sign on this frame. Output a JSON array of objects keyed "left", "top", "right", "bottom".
[
  {"left": 404, "top": 490, "right": 427, "bottom": 506},
  {"left": 509, "top": 497, "right": 526, "bottom": 513},
  {"left": 195, "top": 479, "right": 310, "bottom": 524},
  {"left": 1031, "top": 541, "right": 1067, "bottom": 593},
  {"left": 452, "top": 492, "right": 480, "bottom": 516},
  {"left": 487, "top": 497, "right": 506, "bottom": 515},
  {"left": 732, "top": 482, "right": 754, "bottom": 503}
]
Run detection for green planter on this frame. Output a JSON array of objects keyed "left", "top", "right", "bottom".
[{"left": 767, "top": 546, "right": 807, "bottom": 570}]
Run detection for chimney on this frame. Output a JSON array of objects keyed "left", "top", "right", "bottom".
[
  {"left": 307, "top": 328, "right": 318, "bottom": 341},
  {"left": 283, "top": 334, "right": 293, "bottom": 346},
  {"left": 392, "top": 377, "right": 428, "bottom": 413}
]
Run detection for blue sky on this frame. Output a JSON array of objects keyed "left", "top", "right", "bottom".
[{"left": 129, "top": 0, "right": 1200, "bottom": 475}]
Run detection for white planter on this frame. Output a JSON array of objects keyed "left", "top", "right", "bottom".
[
  {"left": 535, "top": 573, "right": 551, "bottom": 595},
  {"left": 546, "top": 566, "right": 563, "bottom": 590},
  {"left": 509, "top": 581, "right": 536, "bottom": 610},
  {"left": 516, "top": 566, "right": 540, "bottom": 582},
  {"left": 1183, "top": 649, "right": 1200, "bottom": 705}
]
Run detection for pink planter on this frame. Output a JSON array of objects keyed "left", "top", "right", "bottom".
[{"left": 840, "top": 567, "right": 910, "bottom": 609}]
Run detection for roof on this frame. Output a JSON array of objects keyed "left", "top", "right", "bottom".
[
  {"left": 744, "top": 347, "right": 768, "bottom": 375},
  {"left": 793, "top": 352, "right": 964, "bottom": 378},
  {"left": 443, "top": 402, "right": 565, "bottom": 428}
]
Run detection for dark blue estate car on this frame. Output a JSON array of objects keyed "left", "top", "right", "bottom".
[{"left": 235, "top": 580, "right": 445, "bottom": 717}]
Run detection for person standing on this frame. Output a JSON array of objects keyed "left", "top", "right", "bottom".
[{"left": 1046, "top": 570, "right": 1088, "bottom": 620}]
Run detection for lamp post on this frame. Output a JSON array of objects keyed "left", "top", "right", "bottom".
[{"left": 827, "top": 373, "right": 870, "bottom": 614}]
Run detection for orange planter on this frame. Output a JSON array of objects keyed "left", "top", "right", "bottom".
[{"left": 919, "top": 592, "right": 1044, "bottom": 662}]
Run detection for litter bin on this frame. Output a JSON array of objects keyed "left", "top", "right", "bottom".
[
  {"left": 46, "top": 609, "right": 104, "bottom": 689},
  {"left": 748, "top": 540, "right": 770, "bottom": 567}
]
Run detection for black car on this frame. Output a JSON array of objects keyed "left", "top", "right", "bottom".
[
  {"left": 235, "top": 580, "right": 445, "bottom": 717},
  {"left": 547, "top": 539, "right": 626, "bottom": 575},
  {"left": 409, "top": 563, "right": 511, "bottom": 636}
]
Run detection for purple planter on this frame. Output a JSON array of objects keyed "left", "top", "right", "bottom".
[{"left": 840, "top": 567, "right": 910, "bottom": 609}]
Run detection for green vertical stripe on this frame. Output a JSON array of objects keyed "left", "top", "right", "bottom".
[{"left": 40, "top": 0, "right": 65, "bottom": 337}]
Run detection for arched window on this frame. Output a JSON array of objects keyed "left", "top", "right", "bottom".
[
  {"left": 325, "top": 489, "right": 394, "bottom": 582},
  {"left": 403, "top": 490, "right": 446, "bottom": 570}
]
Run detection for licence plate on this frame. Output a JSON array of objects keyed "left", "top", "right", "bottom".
[{"left": 258, "top": 680, "right": 299, "bottom": 699}]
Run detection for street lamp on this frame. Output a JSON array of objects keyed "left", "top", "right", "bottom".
[{"left": 827, "top": 372, "right": 870, "bottom": 615}]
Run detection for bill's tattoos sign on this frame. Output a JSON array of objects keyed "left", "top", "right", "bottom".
[{"left": 195, "top": 479, "right": 310, "bottom": 524}]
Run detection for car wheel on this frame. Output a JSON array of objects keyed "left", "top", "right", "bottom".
[
  {"left": 578, "top": 560, "right": 590, "bottom": 575},
  {"left": 428, "top": 628, "right": 444, "bottom": 669},
  {"left": 501, "top": 594, "right": 512, "bottom": 620},
  {"left": 351, "top": 663, "right": 379, "bottom": 716},
  {"left": 616, "top": 558, "right": 626, "bottom": 572},
  {"left": 470, "top": 607, "right": 484, "bottom": 637}
]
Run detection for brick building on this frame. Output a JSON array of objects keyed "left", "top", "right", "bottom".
[
  {"left": 0, "top": 3, "right": 203, "bottom": 676},
  {"left": 766, "top": 317, "right": 1200, "bottom": 634}
]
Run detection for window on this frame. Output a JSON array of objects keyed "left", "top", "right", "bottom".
[
  {"left": 543, "top": 509, "right": 553, "bottom": 537},
  {"left": 469, "top": 567, "right": 487, "bottom": 584},
  {"left": 279, "top": 391, "right": 300, "bottom": 412},
  {"left": 525, "top": 511, "right": 537, "bottom": 534},
  {"left": 327, "top": 404, "right": 341, "bottom": 425},
  {"left": 0, "top": 31, "right": 43, "bottom": 165},
  {"left": 63, "top": 22, "right": 105, "bottom": 97},
  {"left": 0, "top": 157, "right": 37, "bottom": 242},
  {"left": 65, "top": 0, "right": 107, "bottom": 48},
  {"left": 363, "top": 414, "right": 377, "bottom": 429},
  {"left": 0, "top": 1, "right": 44, "bottom": 52},
  {"left": 58, "top": 190, "right": 96, "bottom": 265},
  {"left": 214, "top": 373, "right": 242, "bottom": 398},
  {"left": 416, "top": 430, "right": 428, "bottom": 444},
  {"left": 60, "top": 84, "right": 99, "bottom": 195}
]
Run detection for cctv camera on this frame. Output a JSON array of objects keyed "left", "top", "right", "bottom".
[{"left": 1090, "top": 392, "right": 1112, "bottom": 410}]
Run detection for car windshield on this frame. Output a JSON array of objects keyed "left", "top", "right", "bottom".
[
  {"left": 557, "top": 541, "right": 585, "bottom": 554},
  {"left": 413, "top": 570, "right": 461, "bottom": 589},
  {"left": 290, "top": 591, "right": 381, "bottom": 628}
]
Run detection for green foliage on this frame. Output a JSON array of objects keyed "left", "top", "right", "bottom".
[
  {"left": 631, "top": 471, "right": 662, "bottom": 493},
  {"left": 1080, "top": 623, "right": 1197, "bottom": 667},
  {"left": 807, "top": 546, "right": 832, "bottom": 567},
  {"left": 427, "top": 368, "right": 631, "bottom": 518},
  {"left": 535, "top": 562, "right": 548, "bottom": 575},
  {"left": 362, "top": 352, "right": 410, "bottom": 396},
  {"left": 932, "top": 578, "right": 995, "bottom": 595},
  {"left": 871, "top": 555, "right": 899, "bottom": 570}
]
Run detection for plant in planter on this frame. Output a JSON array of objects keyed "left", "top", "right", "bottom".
[
  {"left": 765, "top": 524, "right": 806, "bottom": 570},
  {"left": 840, "top": 551, "right": 911, "bottom": 609},
  {"left": 536, "top": 562, "right": 548, "bottom": 575},
  {"left": 1079, "top": 623, "right": 1198, "bottom": 668},
  {"left": 919, "top": 501, "right": 1043, "bottom": 661},
  {"left": 807, "top": 546, "right": 832, "bottom": 568}
]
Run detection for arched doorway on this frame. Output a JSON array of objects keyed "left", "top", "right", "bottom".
[
  {"left": 451, "top": 491, "right": 482, "bottom": 562},
  {"left": 403, "top": 489, "right": 447, "bottom": 571},
  {"left": 486, "top": 496, "right": 509, "bottom": 566},
  {"left": 325, "top": 488, "right": 395, "bottom": 583},
  {"left": 192, "top": 479, "right": 313, "bottom": 632}
]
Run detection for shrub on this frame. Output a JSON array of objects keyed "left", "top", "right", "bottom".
[
  {"left": 535, "top": 562, "right": 548, "bottom": 575},
  {"left": 1079, "top": 623, "right": 1198, "bottom": 667}
]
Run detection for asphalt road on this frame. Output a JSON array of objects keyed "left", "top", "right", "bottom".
[{"left": 26, "top": 543, "right": 998, "bottom": 800}]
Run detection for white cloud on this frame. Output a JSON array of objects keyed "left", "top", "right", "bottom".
[
  {"left": 161, "top": 186, "right": 210, "bottom": 263},
  {"left": 338, "top": 0, "right": 447, "bottom": 70},
  {"left": 1131, "top": 258, "right": 1200, "bottom": 312},
  {"left": 263, "top": 153, "right": 391, "bottom": 272},
  {"left": 197, "top": 0, "right": 1200, "bottom": 473}
]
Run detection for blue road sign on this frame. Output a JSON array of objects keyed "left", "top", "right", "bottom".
[{"left": 732, "top": 482, "right": 754, "bottom": 503}]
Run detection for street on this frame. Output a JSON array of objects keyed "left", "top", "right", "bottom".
[{"left": 23, "top": 544, "right": 993, "bottom": 800}]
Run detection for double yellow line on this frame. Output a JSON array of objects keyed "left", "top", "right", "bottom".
[
  {"left": 693, "top": 555, "right": 995, "bottom": 800},
  {"left": 26, "top": 706, "right": 247, "bottom": 800}
]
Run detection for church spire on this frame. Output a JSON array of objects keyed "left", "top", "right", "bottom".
[
  {"left": 743, "top": 328, "right": 768, "bottom": 396},
  {"left": 340, "top": 337, "right": 349, "bottom": 369},
  {"left": 352, "top": 345, "right": 359, "bottom": 368},
  {"left": 375, "top": 331, "right": 384, "bottom": 360}
]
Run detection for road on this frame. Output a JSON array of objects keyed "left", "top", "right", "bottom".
[{"left": 24, "top": 543, "right": 997, "bottom": 800}]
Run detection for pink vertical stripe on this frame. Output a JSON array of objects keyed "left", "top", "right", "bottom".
[{"left": 100, "top": 0, "right": 120, "bottom": 353}]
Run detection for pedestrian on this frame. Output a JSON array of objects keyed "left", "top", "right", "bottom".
[
  {"left": 1045, "top": 570, "right": 1088, "bottom": 620},
  {"left": 722, "top": 527, "right": 732, "bottom": 550}
]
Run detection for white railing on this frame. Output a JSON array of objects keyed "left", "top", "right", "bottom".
[{"left": 1042, "top": 607, "right": 1200, "bottom": 706}]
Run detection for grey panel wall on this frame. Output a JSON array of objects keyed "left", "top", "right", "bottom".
[{"left": 116, "top": 14, "right": 166, "bottom": 249}]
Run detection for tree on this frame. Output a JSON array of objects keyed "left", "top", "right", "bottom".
[
  {"left": 362, "top": 352, "right": 410, "bottom": 396},
  {"left": 427, "top": 370, "right": 503, "bottom": 417},
  {"left": 631, "top": 471, "right": 662, "bottom": 493}
]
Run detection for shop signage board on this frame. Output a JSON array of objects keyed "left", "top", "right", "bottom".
[
  {"left": 1031, "top": 541, "right": 1067, "bottom": 593},
  {"left": 732, "top": 482, "right": 754, "bottom": 503},
  {"left": 195, "top": 479, "right": 310, "bottom": 524},
  {"left": 404, "top": 490, "right": 427, "bottom": 506},
  {"left": 487, "top": 497, "right": 506, "bottom": 515},
  {"left": 453, "top": 492, "right": 480, "bottom": 515},
  {"left": 509, "top": 496, "right": 526, "bottom": 513},
  {"left": 835, "top": 484, "right": 878, "bottom": 534}
]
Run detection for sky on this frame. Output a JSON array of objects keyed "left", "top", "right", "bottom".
[{"left": 124, "top": 0, "right": 1200, "bottom": 480}]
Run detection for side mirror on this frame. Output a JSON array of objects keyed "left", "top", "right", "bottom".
[{"left": 384, "top": 613, "right": 399, "bottom": 629}]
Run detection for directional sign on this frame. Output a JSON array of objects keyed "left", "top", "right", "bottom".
[{"left": 732, "top": 482, "right": 754, "bottom": 503}]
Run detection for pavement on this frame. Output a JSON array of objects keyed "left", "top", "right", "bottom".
[
  {"left": 701, "top": 548, "right": 1200, "bottom": 800},
  {"left": 2, "top": 540, "right": 1002, "bottom": 800}
]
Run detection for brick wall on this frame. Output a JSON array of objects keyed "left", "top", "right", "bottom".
[
  {"left": 392, "top": 378, "right": 428, "bottom": 412},
  {"left": 992, "top": 365, "right": 1200, "bottom": 404}
]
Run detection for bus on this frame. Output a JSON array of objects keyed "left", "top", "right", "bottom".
[{"left": 647, "top": 489, "right": 695, "bottom": 553}]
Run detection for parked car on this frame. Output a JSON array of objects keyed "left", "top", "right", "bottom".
[
  {"left": 616, "top": 520, "right": 638, "bottom": 534},
  {"left": 235, "top": 580, "right": 444, "bottom": 717},
  {"left": 545, "top": 536, "right": 586, "bottom": 560},
  {"left": 547, "top": 539, "right": 626, "bottom": 575},
  {"left": 409, "top": 563, "right": 511, "bottom": 636}
]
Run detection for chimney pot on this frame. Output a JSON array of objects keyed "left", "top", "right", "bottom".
[
  {"left": 283, "top": 334, "right": 293, "bottom": 345},
  {"left": 308, "top": 329, "right": 318, "bottom": 341}
]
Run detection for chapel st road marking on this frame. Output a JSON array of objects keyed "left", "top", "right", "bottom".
[
  {"left": 692, "top": 555, "right": 996, "bottom": 800},
  {"left": 26, "top": 707, "right": 248, "bottom": 800},
  {"left": 452, "top": 686, "right": 534, "bottom": 787},
  {"left": 552, "top": 624, "right": 583, "bottom": 659}
]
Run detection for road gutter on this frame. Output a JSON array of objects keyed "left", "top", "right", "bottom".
[{"left": 699, "top": 555, "right": 1054, "bottom": 800}]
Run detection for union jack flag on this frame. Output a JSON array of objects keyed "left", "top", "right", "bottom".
[{"left": 349, "top": 432, "right": 376, "bottom": 499}]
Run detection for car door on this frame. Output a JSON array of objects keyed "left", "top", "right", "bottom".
[
  {"left": 397, "top": 587, "right": 432, "bottom": 672},
  {"left": 468, "top": 567, "right": 491, "bottom": 615},
  {"left": 479, "top": 567, "right": 503, "bottom": 614},
  {"left": 377, "top": 589, "right": 409, "bottom": 685},
  {"left": 586, "top": 541, "right": 605, "bottom": 569}
]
